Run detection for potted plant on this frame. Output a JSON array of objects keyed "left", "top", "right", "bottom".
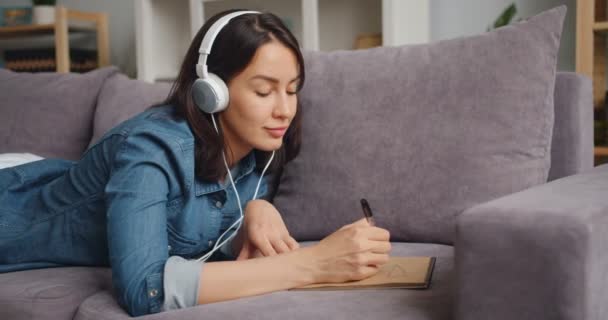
[{"left": 32, "top": 0, "right": 56, "bottom": 25}]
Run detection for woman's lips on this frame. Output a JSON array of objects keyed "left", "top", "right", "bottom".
[{"left": 265, "top": 127, "right": 287, "bottom": 138}]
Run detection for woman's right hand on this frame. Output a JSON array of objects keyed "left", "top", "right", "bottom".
[{"left": 309, "top": 218, "right": 391, "bottom": 284}]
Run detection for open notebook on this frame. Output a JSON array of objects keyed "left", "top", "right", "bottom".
[{"left": 290, "top": 257, "right": 436, "bottom": 291}]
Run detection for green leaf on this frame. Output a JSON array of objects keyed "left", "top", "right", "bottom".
[{"left": 493, "top": 3, "right": 517, "bottom": 29}]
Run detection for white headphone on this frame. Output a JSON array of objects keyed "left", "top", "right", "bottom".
[
  {"left": 192, "top": 10, "right": 259, "bottom": 114},
  {"left": 193, "top": 11, "right": 276, "bottom": 262}
]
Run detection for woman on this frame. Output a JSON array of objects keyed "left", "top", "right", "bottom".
[{"left": 0, "top": 10, "right": 391, "bottom": 316}]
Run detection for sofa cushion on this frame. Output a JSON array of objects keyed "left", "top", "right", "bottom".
[
  {"left": 0, "top": 267, "right": 111, "bottom": 320},
  {"left": 74, "top": 242, "right": 453, "bottom": 320},
  {"left": 0, "top": 67, "right": 119, "bottom": 160},
  {"left": 273, "top": 6, "right": 566, "bottom": 244},
  {"left": 89, "top": 73, "right": 172, "bottom": 147}
]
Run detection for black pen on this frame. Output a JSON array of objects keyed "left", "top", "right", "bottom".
[{"left": 360, "top": 198, "right": 376, "bottom": 226}]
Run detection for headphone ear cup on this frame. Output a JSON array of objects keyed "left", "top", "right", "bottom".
[{"left": 191, "top": 73, "right": 229, "bottom": 113}]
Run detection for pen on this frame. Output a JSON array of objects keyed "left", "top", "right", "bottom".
[{"left": 360, "top": 198, "right": 376, "bottom": 226}]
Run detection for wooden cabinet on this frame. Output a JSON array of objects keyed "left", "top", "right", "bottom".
[{"left": 0, "top": 5, "right": 109, "bottom": 73}]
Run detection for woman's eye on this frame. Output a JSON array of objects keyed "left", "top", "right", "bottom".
[
  {"left": 286, "top": 91, "right": 297, "bottom": 96},
  {"left": 255, "top": 91, "right": 271, "bottom": 97}
]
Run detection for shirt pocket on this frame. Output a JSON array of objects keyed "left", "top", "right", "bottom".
[{"left": 166, "top": 224, "right": 200, "bottom": 256}]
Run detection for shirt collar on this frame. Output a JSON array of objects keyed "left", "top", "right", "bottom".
[{"left": 194, "top": 151, "right": 257, "bottom": 196}]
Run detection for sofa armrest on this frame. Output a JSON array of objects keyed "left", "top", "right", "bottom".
[{"left": 455, "top": 164, "right": 608, "bottom": 320}]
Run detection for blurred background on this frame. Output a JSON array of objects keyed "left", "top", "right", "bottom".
[
  {"left": 5, "top": 0, "right": 608, "bottom": 165},
  {"left": 0, "top": 0, "right": 576, "bottom": 78}
]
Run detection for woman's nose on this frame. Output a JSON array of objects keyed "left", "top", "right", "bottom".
[{"left": 273, "top": 93, "right": 294, "bottom": 119}]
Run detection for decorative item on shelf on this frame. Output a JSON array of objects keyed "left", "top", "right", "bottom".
[
  {"left": 1, "top": 7, "right": 33, "bottom": 26},
  {"left": 487, "top": 3, "right": 519, "bottom": 31},
  {"left": 32, "top": 0, "right": 56, "bottom": 25},
  {"left": 4, "top": 48, "right": 98, "bottom": 73},
  {"left": 354, "top": 33, "right": 382, "bottom": 50}
]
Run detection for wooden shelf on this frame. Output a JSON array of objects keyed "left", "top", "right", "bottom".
[
  {"left": 0, "top": 24, "right": 95, "bottom": 38},
  {"left": 596, "top": 146, "right": 608, "bottom": 156},
  {"left": 577, "top": 0, "right": 608, "bottom": 108},
  {"left": 0, "top": 5, "right": 109, "bottom": 73},
  {"left": 593, "top": 21, "right": 608, "bottom": 32}
]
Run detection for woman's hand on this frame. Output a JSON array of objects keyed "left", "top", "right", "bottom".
[
  {"left": 233, "top": 199, "right": 299, "bottom": 260},
  {"left": 310, "top": 218, "right": 391, "bottom": 283}
]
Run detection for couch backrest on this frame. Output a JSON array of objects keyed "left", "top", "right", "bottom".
[
  {"left": 548, "top": 72, "right": 594, "bottom": 181},
  {"left": 0, "top": 67, "right": 119, "bottom": 160},
  {"left": 88, "top": 70, "right": 595, "bottom": 183},
  {"left": 272, "top": 6, "right": 571, "bottom": 244},
  {"left": 88, "top": 72, "right": 172, "bottom": 147}
]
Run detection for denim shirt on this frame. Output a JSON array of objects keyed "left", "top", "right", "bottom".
[{"left": 0, "top": 105, "right": 270, "bottom": 316}]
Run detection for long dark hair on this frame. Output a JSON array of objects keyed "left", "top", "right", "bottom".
[{"left": 162, "top": 9, "right": 304, "bottom": 182}]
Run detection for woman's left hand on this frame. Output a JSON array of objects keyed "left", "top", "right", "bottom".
[{"left": 233, "top": 199, "right": 299, "bottom": 260}]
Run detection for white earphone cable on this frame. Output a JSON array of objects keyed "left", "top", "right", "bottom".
[{"left": 197, "top": 114, "right": 274, "bottom": 262}]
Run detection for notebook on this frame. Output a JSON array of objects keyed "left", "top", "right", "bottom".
[{"left": 290, "top": 256, "right": 436, "bottom": 291}]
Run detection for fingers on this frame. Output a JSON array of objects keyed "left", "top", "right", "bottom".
[
  {"left": 343, "top": 226, "right": 390, "bottom": 254},
  {"left": 368, "top": 240, "right": 392, "bottom": 254},
  {"left": 351, "top": 265, "right": 380, "bottom": 281},
  {"left": 251, "top": 249, "right": 265, "bottom": 258},
  {"left": 285, "top": 236, "right": 300, "bottom": 250},
  {"left": 247, "top": 231, "right": 299, "bottom": 257},
  {"left": 351, "top": 218, "right": 370, "bottom": 227},
  {"left": 364, "top": 252, "right": 390, "bottom": 266},
  {"left": 270, "top": 237, "right": 291, "bottom": 254},
  {"left": 266, "top": 235, "right": 299, "bottom": 255},
  {"left": 236, "top": 241, "right": 251, "bottom": 260},
  {"left": 255, "top": 236, "right": 278, "bottom": 256},
  {"left": 339, "top": 218, "right": 368, "bottom": 231},
  {"left": 366, "top": 227, "right": 390, "bottom": 241},
  {"left": 342, "top": 220, "right": 389, "bottom": 241}
]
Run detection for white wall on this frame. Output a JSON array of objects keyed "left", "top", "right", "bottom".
[
  {"left": 383, "top": 0, "right": 429, "bottom": 46},
  {"left": 430, "top": 0, "right": 576, "bottom": 71}
]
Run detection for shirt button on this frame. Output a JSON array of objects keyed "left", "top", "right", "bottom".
[
  {"left": 215, "top": 201, "right": 223, "bottom": 208},
  {"left": 167, "top": 245, "right": 172, "bottom": 251},
  {"left": 149, "top": 289, "right": 158, "bottom": 297},
  {"left": 208, "top": 240, "right": 213, "bottom": 247}
]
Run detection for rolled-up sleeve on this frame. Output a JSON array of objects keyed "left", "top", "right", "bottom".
[
  {"left": 162, "top": 256, "right": 205, "bottom": 311},
  {"left": 105, "top": 131, "right": 180, "bottom": 316}
]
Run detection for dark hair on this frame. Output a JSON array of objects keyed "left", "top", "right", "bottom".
[{"left": 162, "top": 9, "right": 304, "bottom": 182}]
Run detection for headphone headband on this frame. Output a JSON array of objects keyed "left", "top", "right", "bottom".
[{"left": 196, "top": 10, "right": 260, "bottom": 78}]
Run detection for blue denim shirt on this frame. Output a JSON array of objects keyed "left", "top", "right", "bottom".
[{"left": 0, "top": 105, "right": 270, "bottom": 316}]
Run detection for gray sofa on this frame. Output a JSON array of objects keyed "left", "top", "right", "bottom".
[{"left": 1, "top": 5, "right": 607, "bottom": 320}]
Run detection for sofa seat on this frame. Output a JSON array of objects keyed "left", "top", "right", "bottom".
[
  {"left": 0, "top": 267, "right": 111, "bottom": 320},
  {"left": 73, "top": 242, "right": 453, "bottom": 320}
]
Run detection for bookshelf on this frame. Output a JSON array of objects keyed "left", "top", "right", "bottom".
[
  {"left": 134, "top": 0, "right": 430, "bottom": 83},
  {"left": 0, "top": 5, "right": 109, "bottom": 73},
  {"left": 576, "top": 0, "right": 608, "bottom": 164}
]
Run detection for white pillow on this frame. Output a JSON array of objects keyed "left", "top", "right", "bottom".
[{"left": 0, "top": 153, "right": 44, "bottom": 169}]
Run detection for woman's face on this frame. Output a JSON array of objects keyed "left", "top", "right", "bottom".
[{"left": 219, "top": 39, "right": 300, "bottom": 158}]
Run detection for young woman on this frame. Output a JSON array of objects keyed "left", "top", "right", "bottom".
[{"left": 0, "top": 10, "right": 391, "bottom": 316}]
